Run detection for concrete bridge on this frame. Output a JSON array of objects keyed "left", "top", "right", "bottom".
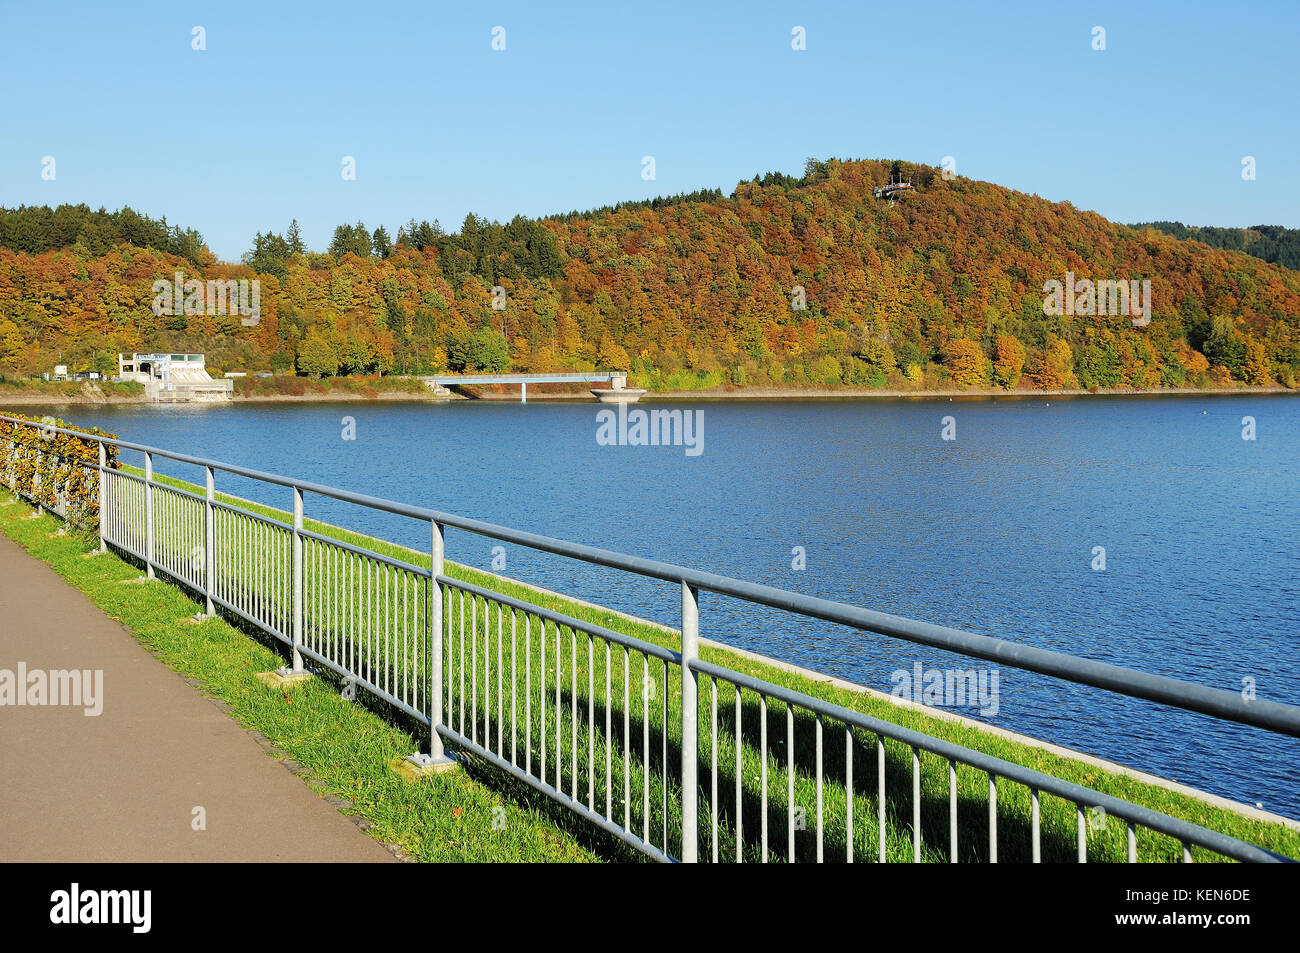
[{"left": 418, "top": 371, "right": 642, "bottom": 402}]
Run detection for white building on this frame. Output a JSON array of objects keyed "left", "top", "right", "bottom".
[{"left": 117, "top": 353, "right": 233, "bottom": 402}]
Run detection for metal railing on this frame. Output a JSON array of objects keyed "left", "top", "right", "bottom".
[{"left": 1, "top": 412, "right": 1296, "bottom": 864}]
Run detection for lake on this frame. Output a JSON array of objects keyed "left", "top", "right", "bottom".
[{"left": 22, "top": 394, "right": 1300, "bottom": 818}]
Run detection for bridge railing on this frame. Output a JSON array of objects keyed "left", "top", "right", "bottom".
[{"left": 1, "top": 412, "right": 1296, "bottom": 863}]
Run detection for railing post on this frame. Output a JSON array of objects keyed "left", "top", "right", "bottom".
[
  {"left": 204, "top": 466, "right": 215, "bottom": 616},
  {"left": 429, "top": 520, "right": 447, "bottom": 760},
  {"left": 402, "top": 519, "right": 456, "bottom": 773},
  {"left": 144, "top": 451, "right": 154, "bottom": 579},
  {"left": 680, "top": 580, "right": 700, "bottom": 862},
  {"left": 97, "top": 442, "right": 107, "bottom": 553},
  {"left": 291, "top": 485, "right": 304, "bottom": 672}
]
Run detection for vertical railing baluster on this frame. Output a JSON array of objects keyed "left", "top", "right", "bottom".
[
  {"left": 1127, "top": 823, "right": 1136, "bottom": 862},
  {"left": 846, "top": 727, "right": 854, "bottom": 863},
  {"left": 1031, "top": 788, "right": 1041, "bottom": 863},
  {"left": 291, "top": 486, "right": 303, "bottom": 672},
  {"left": 680, "top": 581, "right": 699, "bottom": 863},
  {"left": 540, "top": 617, "right": 547, "bottom": 784},
  {"left": 787, "top": 704, "right": 795, "bottom": 863},
  {"left": 556, "top": 623, "right": 563, "bottom": 793},
  {"left": 660, "top": 657, "right": 667, "bottom": 851},
  {"left": 988, "top": 774, "right": 997, "bottom": 863},
  {"left": 949, "top": 760, "right": 958, "bottom": 862},
  {"left": 458, "top": 590, "right": 465, "bottom": 736},
  {"left": 1077, "top": 804, "right": 1087, "bottom": 862},
  {"left": 428, "top": 521, "right": 448, "bottom": 763},
  {"left": 760, "top": 693, "right": 768, "bottom": 863},
  {"left": 587, "top": 633, "right": 594, "bottom": 811},
  {"left": 815, "top": 714, "right": 823, "bottom": 864},
  {"left": 571, "top": 628, "right": 578, "bottom": 803},
  {"left": 471, "top": 594, "right": 478, "bottom": 746},
  {"left": 604, "top": 640, "right": 611, "bottom": 820},
  {"left": 512, "top": 609, "right": 518, "bottom": 767},
  {"left": 524, "top": 613, "right": 532, "bottom": 774},
  {"left": 642, "top": 653, "right": 650, "bottom": 844},
  {"left": 878, "top": 737, "right": 886, "bottom": 863},
  {"left": 735, "top": 685, "right": 743, "bottom": 863},
  {"left": 623, "top": 645, "right": 630, "bottom": 833},
  {"left": 710, "top": 679, "right": 718, "bottom": 864},
  {"left": 498, "top": 605, "right": 504, "bottom": 758},
  {"left": 97, "top": 442, "right": 107, "bottom": 553},
  {"left": 144, "top": 451, "right": 154, "bottom": 578},
  {"left": 912, "top": 747, "right": 921, "bottom": 863}
]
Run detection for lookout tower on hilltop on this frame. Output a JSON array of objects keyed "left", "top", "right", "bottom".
[
  {"left": 873, "top": 175, "right": 915, "bottom": 202},
  {"left": 873, "top": 161, "right": 916, "bottom": 203}
]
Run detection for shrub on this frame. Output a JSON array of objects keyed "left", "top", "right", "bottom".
[
  {"left": 0, "top": 413, "right": 119, "bottom": 526},
  {"left": 809, "top": 355, "right": 843, "bottom": 385}
]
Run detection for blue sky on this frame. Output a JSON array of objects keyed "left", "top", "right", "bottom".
[{"left": 1, "top": 0, "right": 1296, "bottom": 261}]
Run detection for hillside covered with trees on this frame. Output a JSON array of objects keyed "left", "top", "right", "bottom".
[
  {"left": 1129, "top": 221, "right": 1300, "bottom": 272},
  {"left": 2, "top": 158, "right": 1298, "bottom": 392}
]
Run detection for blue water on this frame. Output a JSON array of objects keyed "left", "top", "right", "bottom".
[{"left": 33, "top": 395, "right": 1300, "bottom": 818}]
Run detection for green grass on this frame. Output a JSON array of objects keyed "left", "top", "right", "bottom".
[
  {"left": 8, "top": 467, "right": 1300, "bottom": 864},
  {"left": 232, "top": 374, "right": 430, "bottom": 398},
  {"left": 0, "top": 378, "right": 143, "bottom": 397}
]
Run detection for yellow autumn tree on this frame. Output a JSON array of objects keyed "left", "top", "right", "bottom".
[
  {"left": 1244, "top": 339, "right": 1272, "bottom": 385},
  {"left": 1027, "top": 337, "right": 1079, "bottom": 390},
  {"left": 942, "top": 338, "right": 989, "bottom": 388},
  {"left": 992, "top": 334, "right": 1025, "bottom": 389},
  {"left": 597, "top": 333, "right": 631, "bottom": 371}
]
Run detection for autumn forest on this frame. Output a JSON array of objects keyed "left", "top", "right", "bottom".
[{"left": 2, "top": 157, "right": 1298, "bottom": 393}]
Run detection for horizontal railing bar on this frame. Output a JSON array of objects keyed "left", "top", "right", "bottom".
[
  {"left": 691, "top": 658, "right": 1289, "bottom": 863},
  {"left": 439, "top": 575, "right": 681, "bottom": 664},
  {"left": 436, "top": 725, "right": 673, "bottom": 863}
]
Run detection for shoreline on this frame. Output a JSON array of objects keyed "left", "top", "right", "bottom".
[{"left": 0, "top": 383, "right": 1293, "bottom": 406}]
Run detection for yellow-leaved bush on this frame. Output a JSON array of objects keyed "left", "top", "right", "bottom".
[{"left": 0, "top": 412, "right": 119, "bottom": 526}]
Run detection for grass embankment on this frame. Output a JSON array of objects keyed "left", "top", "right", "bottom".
[
  {"left": 0, "top": 378, "right": 144, "bottom": 399},
  {"left": 232, "top": 374, "right": 430, "bottom": 399},
  {"left": 7, "top": 468, "right": 1300, "bottom": 863}
]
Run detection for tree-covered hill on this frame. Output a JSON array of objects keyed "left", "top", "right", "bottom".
[
  {"left": 1129, "top": 221, "right": 1300, "bottom": 272},
  {"left": 1, "top": 158, "right": 1297, "bottom": 391}
]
